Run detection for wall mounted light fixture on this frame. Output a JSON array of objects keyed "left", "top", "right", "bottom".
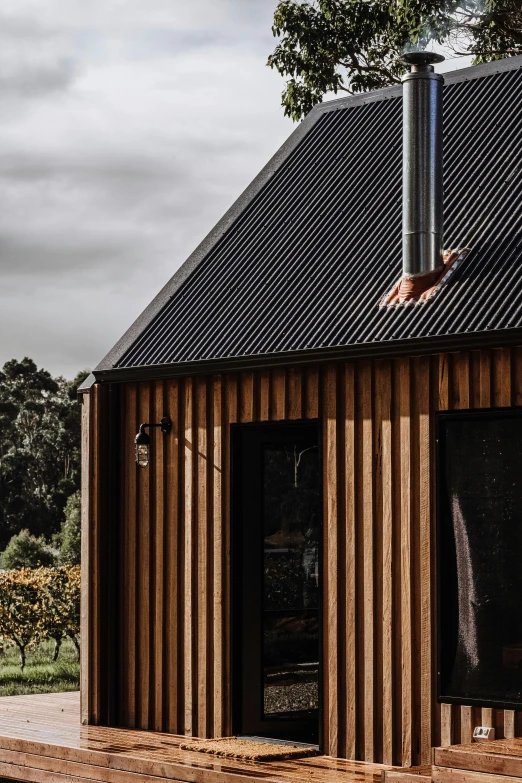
[{"left": 135, "top": 416, "right": 172, "bottom": 467}]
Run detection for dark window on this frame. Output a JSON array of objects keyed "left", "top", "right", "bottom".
[{"left": 438, "top": 409, "right": 522, "bottom": 708}]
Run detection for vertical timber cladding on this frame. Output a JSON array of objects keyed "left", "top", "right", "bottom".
[
  {"left": 94, "top": 348, "right": 522, "bottom": 764},
  {"left": 81, "top": 382, "right": 119, "bottom": 726}
]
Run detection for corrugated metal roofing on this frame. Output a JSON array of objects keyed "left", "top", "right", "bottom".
[{"left": 96, "top": 56, "right": 522, "bottom": 376}]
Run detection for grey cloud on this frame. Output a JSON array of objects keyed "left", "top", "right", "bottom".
[
  {"left": 0, "top": 14, "right": 80, "bottom": 99},
  {"left": 0, "top": 57, "right": 77, "bottom": 97}
]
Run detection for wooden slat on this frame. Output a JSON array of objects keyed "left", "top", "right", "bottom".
[
  {"left": 460, "top": 707, "right": 473, "bottom": 745},
  {"left": 196, "top": 378, "right": 209, "bottom": 738},
  {"left": 287, "top": 367, "right": 303, "bottom": 420},
  {"left": 123, "top": 385, "right": 138, "bottom": 728},
  {"left": 344, "top": 363, "right": 357, "bottom": 760},
  {"left": 183, "top": 378, "right": 194, "bottom": 736},
  {"left": 437, "top": 354, "right": 450, "bottom": 412},
  {"left": 305, "top": 365, "right": 319, "bottom": 419},
  {"left": 212, "top": 376, "right": 223, "bottom": 738},
  {"left": 452, "top": 352, "right": 470, "bottom": 410},
  {"left": 514, "top": 347, "right": 522, "bottom": 406},
  {"left": 479, "top": 350, "right": 492, "bottom": 408},
  {"left": 493, "top": 347, "right": 512, "bottom": 407},
  {"left": 398, "top": 358, "right": 412, "bottom": 766},
  {"left": 481, "top": 708, "right": 493, "bottom": 732},
  {"left": 239, "top": 372, "right": 254, "bottom": 423},
  {"left": 436, "top": 351, "right": 452, "bottom": 756},
  {"left": 153, "top": 382, "right": 165, "bottom": 731},
  {"left": 137, "top": 384, "right": 152, "bottom": 730},
  {"left": 375, "top": 361, "right": 393, "bottom": 765},
  {"left": 416, "top": 357, "right": 432, "bottom": 764},
  {"left": 323, "top": 364, "right": 339, "bottom": 758},
  {"left": 271, "top": 368, "right": 286, "bottom": 421},
  {"left": 359, "top": 360, "right": 374, "bottom": 762},
  {"left": 470, "top": 351, "right": 481, "bottom": 409},
  {"left": 505, "top": 711, "right": 516, "bottom": 740},
  {"left": 440, "top": 704, "right": 452, "bottom": 747},
  {"left": 223, "top": 375, "right": 238, "bottom": 736},
  {"left": 165, "top": 380, "right": 180, "bottom": 733},
  {"left": 258, "top": 370, "right": 270, "bottom": 421}
]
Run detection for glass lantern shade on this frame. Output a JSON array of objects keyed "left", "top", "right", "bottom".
[
  {"left": 136, "top": 442, "right": 150, "bottom": 468},
  {"left": 135, "top": 428, "right": 151, "bottom": 468}
]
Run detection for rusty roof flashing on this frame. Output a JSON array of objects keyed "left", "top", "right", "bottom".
[{"left": 381, "top": 248, "right": 470, "bottom": 307}]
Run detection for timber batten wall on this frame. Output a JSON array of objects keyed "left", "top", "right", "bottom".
[{"left": 82, "top": 347, "right": 522, "bottom": 767}]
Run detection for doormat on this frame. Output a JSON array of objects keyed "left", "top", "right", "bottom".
[{"left": 177, "top": 736, "right": 318, "bottom": 761}]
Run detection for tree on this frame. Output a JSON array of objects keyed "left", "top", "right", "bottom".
[
  {"left": 59, "top": 491, "right": 81, "bottom": 566},
  {"left": 40, "top": 566, "right": 81, "bottom": 661},
  {"left": 268, "top": 0, "right": 522, "bottom": 121},
  {"left": 0, "top": 568, "right": 47, "bottom": 669},
  {"left": 0, "top": 359, "right": 89, "bottom": 549},
  {"left": 2, "top": 529, "right": 56, "bottom": 570}
]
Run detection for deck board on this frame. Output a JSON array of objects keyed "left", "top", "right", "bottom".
[{"left": 0, "top": 693, "right": 392, "bottom": 783}]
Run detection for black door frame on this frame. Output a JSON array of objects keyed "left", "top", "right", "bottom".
[{"left": 231, "top": 419, "right": 323, "bottom": 746}]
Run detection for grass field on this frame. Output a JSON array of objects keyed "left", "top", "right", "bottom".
[{"left": 0, "top": 638, "right": 80, "bottom": 697}]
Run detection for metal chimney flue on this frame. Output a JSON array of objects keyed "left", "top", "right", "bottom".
[{"left": 402, "top": 51, "right": 445, "bottom": 278}]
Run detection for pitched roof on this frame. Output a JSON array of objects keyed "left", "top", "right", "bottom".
[{"left": 95, "top": 55, "right": 522, "bottom": 382}]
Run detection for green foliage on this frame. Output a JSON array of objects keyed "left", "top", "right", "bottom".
[
  {"left": 0, "top": 358, "right": 89, "bottom": 549},
  {"left": 268, "top": 0, "right": 522, "bottom": 121},
  {"left": 59, "top": 491, "right": 81, "bottom": 566},
  {"left": 2, "top": 529, "right": 56, "bottom": 570},
  {"left": 0, "top": 566, "right": 80, "bottom": 670}
]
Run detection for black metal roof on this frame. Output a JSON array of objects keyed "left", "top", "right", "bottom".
[{"left": 94, "top": 55, "right": 522, "bottom": 382}]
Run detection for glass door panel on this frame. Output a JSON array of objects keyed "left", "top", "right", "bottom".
[
  {"left": 262, "top": 445, "right": 320, "bottom": 722},
  {"left": 233, "top": 422, "right": 322, "bottom": 745}
]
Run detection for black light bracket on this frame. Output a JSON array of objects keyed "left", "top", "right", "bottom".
[{"left": 137, "top": 416, "right": 172, "bottom": 439}]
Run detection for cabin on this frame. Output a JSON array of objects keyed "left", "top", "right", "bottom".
[{"left": 1, "top": 52, "right": 522, "bottom": 783}]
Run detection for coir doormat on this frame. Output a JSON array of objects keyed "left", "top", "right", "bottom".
[{"left": 177, "top": 736, "right": 318, "bottom": 761}]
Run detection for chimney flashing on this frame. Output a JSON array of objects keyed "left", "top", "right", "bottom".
[{"left": 380, "top": 248, "right": 471, "bottom": 306}]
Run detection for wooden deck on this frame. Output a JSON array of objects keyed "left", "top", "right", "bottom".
[{"left": 0, "top": 692, "right": 393, "bottom": 783}]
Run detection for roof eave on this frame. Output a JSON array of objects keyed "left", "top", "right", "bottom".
[{"left": 92, "top": 327, "right": 522, "bottom": 384}]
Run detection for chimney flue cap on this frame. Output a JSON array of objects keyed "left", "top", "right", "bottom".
[{"left": 402, "top": 51, "right": 445, "bottom": 72}]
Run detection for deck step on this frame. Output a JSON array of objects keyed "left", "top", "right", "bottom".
[{"left": 434, "top": 737, "right": 522, "bottom": 779}]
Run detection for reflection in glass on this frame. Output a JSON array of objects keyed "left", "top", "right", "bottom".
[
  {"left": 262, "top": 444, "right": 320, "bottom": 721},
  {"left": 440, "top": 415, "right": 522, "bottom": 706}
]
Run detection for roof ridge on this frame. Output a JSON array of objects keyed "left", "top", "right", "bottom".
[{"left": 315, "top": 53, "right": 522, "bottom": 115}]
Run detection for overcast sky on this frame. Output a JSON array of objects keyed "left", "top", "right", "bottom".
[{"left": 0, "top": 1, "right": 471, "bottom": 380}]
